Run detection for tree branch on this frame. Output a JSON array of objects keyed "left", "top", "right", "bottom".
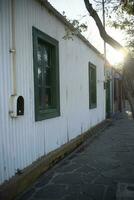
[{"left": 84, "top": 0, "right": 124, "bottom": 51}]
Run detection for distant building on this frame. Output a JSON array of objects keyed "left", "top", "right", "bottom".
[{"left": 105, "top": 61, "right": 124, "bottom": 118}]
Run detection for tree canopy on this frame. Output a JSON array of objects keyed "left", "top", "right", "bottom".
[{"left": 110, "top": 1, "right": 134, "bottom": 54}]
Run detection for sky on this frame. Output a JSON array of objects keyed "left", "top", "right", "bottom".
[{"left": 49, "top": 0, "right": 125, "bottom": 65}]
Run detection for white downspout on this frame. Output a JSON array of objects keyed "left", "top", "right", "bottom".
[
  {"left": 10, "top": 0, "right": 17, "bottom": 95},
  {"left": 9, "top": 0, "right": 18, "bottom": 117}
]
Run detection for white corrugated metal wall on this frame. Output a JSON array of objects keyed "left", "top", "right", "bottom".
[{"left": 0, "top": 0, "right": 105, "bottom": 184}]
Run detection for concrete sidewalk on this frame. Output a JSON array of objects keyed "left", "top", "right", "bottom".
[{"left": 16, "top": 113, "right": 134, "bottom": 200}]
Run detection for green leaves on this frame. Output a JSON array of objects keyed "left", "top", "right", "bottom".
[{"left": 62, "top": 18, "right": 87, "bottom": 40}]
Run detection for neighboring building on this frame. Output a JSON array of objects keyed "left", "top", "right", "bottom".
[
  {"left": 113, "top": 70, "right": 124, "bottom": 113},
  {"left": 0, "top": 0, "right": 105, "bottom": 185},
  {"left": 105, "top": 61, "right": 124, "bottom": 118},
  {"left": 105, "top": 62, "right": 112, "bottom": 117}
]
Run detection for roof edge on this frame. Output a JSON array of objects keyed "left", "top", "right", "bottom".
[{"left": 35, "top": 0, "right": 104, "bottom": 60}]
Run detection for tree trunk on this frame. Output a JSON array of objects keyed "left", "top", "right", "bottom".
[
  {"left": 123, "top": 78, "right": 134, "bottom": 118},
  {"left": 123, "top": 59, "right": 134, "bottom": 118},
  {"left": 84, "top": 0, "right": 124, "bottom": 51}
]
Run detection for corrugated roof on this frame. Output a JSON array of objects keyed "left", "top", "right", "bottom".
[{"left": 36, "top": 0, "right": 104, "bottom": 60}]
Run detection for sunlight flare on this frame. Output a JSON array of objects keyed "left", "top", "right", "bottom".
[{"left": 107, "top": 49, "right": 125, "bottom": 65}]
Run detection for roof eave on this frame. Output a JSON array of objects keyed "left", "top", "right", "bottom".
[{"left": 35, "top": 0, "right": 104, "bottom": 60}]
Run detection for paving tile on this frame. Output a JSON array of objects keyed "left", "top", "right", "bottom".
[
  {"left": 16, "top": 113, "right": 134, "bottom": 200},
  {"left": 16, "top": 188, "right": 35, "bottom": 200},
  {"left": 116, "top": 183, "right": 134, "bottom": 200},
  {"left": 104, "top": 185, "right": 116, "bottom": 200},
  {"left": 33, "top": 184, "right": 67, "bottom": 199}
]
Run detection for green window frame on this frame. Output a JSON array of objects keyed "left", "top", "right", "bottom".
[
  {"left": 89, "top": 62, "right": 97, "bottom": 109},
  {"left": 33, "top": 27, "right": 60, "bottom": 121}
]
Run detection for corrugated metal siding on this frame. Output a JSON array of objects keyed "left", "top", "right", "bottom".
[
  {"left": 0, "top": 0, "right": 14, "bottom": 183},
  {"left": 0, "top": 0, "right": 105, "bottom": 184}
]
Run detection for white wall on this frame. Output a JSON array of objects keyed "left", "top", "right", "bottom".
[{"left": 0, "top": 0, "right": 105, "bottom": 184}]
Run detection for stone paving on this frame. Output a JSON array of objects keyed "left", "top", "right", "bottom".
[{"left": 16, "top": 113, "right": 134, "bottom": 200}]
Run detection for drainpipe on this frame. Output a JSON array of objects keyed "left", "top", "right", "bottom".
[
  {"left": 9, "top": 0, "right": 18, "bottom": 118},
  {"left": 102, "top": 0, "right": 106, "bottom": 59},
  {"left": 10, "top": 0, "right": 17, "bottom": 95},
  {"left": 9, "top": 0, "right": 24, "bottom": 118}
]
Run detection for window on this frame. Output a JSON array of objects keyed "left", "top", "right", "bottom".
[
  {"left": 89, "top": 62, "right": 97, "bottom": 109},
  {"left": 33, "top": 27, "right": 60, "bottom": 121}
]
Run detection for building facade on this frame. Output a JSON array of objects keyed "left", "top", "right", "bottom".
[{"left": 0, "top": 0, "right": 105, "bottom": 185}]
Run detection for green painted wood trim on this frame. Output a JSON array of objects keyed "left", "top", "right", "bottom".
[
  {"left": 89, "top": 62, "right": 97, "bottom": 109},
  {"left": 32, "top": 27, "right": 60, "bottom": 121}
]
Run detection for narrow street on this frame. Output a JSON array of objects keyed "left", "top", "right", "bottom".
[{"left": 17, "top": 113, "right": 134, "bottom": 200}]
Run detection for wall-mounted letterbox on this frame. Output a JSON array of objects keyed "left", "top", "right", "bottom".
[
  {"left": 9, "top": 95, "right": 24, "bottom": 118},
  {"left": 17, "top": 96, "right": 24, "bottom": 115}
]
